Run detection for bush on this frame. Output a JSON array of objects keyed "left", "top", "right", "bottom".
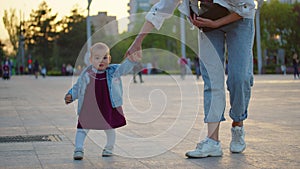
[
  {"left": 262, "top": 64, "right": 279, "bottom": 74},
  {"left": 47, "top": 70, "right": 62, "bottom": 76}
]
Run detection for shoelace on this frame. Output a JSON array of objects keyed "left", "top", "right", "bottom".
[
  {"left": 196, "top": 139, "right": 209, "bottom": 149},
  {"left": 232, "top": 129, "right": 243, "bottom": 143}
]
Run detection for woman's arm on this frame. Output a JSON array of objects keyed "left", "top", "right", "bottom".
[
  {"left": 125, "top": 0, "right": 180, "bottom": 62},
  {"left": 125, "top": 21, "right": 155, "bottom": 62},
  {"left": 191, "top": 12, "right": 242, "bottom": 29}
]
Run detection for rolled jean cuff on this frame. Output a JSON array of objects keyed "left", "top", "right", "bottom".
[
  {"left": 204, "top": 114, "right": 226, "bottom": 123},
  {"left": 229, "top": 109, "right": 248, "bottom": 122}
]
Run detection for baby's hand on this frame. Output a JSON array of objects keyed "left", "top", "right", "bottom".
[
  {"left": 125, "top": 42, "right": 142, "bottom": 62},
  {"left": 64, "top": 94, "right": 73, "bottom": 104}
]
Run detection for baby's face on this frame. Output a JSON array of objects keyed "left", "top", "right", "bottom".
[{"left": 90, "top": 48, "right": 111, "bottom": 70}]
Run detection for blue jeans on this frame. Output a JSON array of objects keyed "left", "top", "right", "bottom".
[{"left": 199, "top": 18, "right": 254, "bottom": 123}]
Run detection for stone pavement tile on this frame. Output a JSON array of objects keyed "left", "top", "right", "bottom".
[
  {"left": 24, "top": 126, "right": 61, "bottom": 136},
  {"left": 0, "top": 127, "right": 27, "bottom": 136},
  {"left": 136, "top": 151, "right": 202, "bottom": 169},
  {"left": 0, "top": 166, "right": 42, "bottom": 169},
  {"left": 0, "top": 143, "right": 34, "bottom": 153},
  {"left": 90, "top": 157, "right": 149, "bottom": 169},
  {"left": 235, "top": 149, "right": 299, "bottom": 169},
  {"left": 0, "top": 111, "right": 23, "bottom": 128},
  {"left": 1, "top": 75, "right": 300, "bottom": 168},
  {"left": 38, "top": 155, "right": 87, "bottom": 167},
  {"left": 0, "top": 153, "right": 40, "bottom": 168},
  {"left": 42, "top": 163, "right": 94, "bottom": 169},
  {"left": 187, "top": 155, "right": 257, "bottom": 169},
  {"left": 34, "top": 142, "right": 74, "bottom": 155},
  {"left": 140, "top": 159, "right": 202, "bottom": 169}
]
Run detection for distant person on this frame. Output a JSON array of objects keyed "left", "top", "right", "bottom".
[
  {"left": 64, "top": 42, "right": 137, "bottom": 160},
  {"left": 61, "top": 64, "right": 66, "bottom": 76},
  {"left": 33, "top": 59, "right": 39, "bottom": 79},
  {"left": 194, "top": 56, "right": 201, "bottom": 79},
  {"left": 0, "top": 61, "right": 2, "bottom": 77},
  {"left": 146, "top": 62, "right": 152, "bottom": 75},
  {"left": 28, "top": 64, "right": 32, "bottom": 74},
  {"left": 178, "top": 56, "right": 187, "bottom": 80},
  {"left": 41, "top": 66, "right": 47, "bottom": 78},
  {"left": 2, "top": 61, "right": 10, "bottom": 80},
  {"left": 19, "top": 65, "right": 24, "bottom": 75},
  {"left": 292, "top": 53, "right": 299, "bottom": 79},
  {"left": 66, "top": 64, "right": 73, "bottom": 76},
  {"left": 3, "top": 57, "right": 12, "bottom": 77},
  {"left": 133, "top": 62, "right": 144, "bottom": 83}
]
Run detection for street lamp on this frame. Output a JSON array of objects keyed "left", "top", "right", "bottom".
[
  {"left": 180, "top": 12, "right": 186, "bottom": 58},
  {"left": 255, "top": 0, "right": 265, "bottom": 74},
  {"left": 85, "top": 0, "right": 92, "bottom": 65}
]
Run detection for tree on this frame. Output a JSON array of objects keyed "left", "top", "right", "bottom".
[
  {"left": 56, "top": 8, "right": 87, "bottom": 68},
  {"left": 2, "top": 8, "right": 19, "bottom": 55},
  {"left": 24, "top": 1, "right": 58, "bottom": 67},
  {"left": 260, "top": 0, "right": 298, "bottom": 62},
  {"left": 290, "top": 2, "right": 300, "bottom": 55},
  {"left": 0, "top": 40, "right": 5, "bottom": 60}
]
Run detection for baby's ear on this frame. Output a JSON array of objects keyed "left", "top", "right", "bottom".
[
  {"left": 89, "top": 56, "right": 92, "bottom": 63},
  {"left": 108, "top": 55, "right": 112, "bottom": 63}
]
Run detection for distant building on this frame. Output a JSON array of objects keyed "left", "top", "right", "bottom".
[
  {"left": 127, "top": 0, "right": 159, "bottom": 32},
  {"left": 90, "top": 12, "right": 118, "bottom": 36}
]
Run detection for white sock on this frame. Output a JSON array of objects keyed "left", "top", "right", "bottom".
[
  {"left": 75, "top": 129, "right": 89, "bottom": 151},
  {"left": 104, "top": 129, "right": 115, "bottom": 150}
]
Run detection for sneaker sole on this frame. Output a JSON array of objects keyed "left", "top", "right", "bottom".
[
  {"left": 230, "top": 146, "right": 246, "bottom": 153},
  {"left": 185, "top": 152, "right": 223, "bottom": 158},
  {"left": 102, "top": 154, "right": 113, "bottom": 157},
  {"left": 73, "top": 156, "right": 83, "bottom": 160}
]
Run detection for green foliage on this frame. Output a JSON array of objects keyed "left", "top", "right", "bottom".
[
  {"left": 56, "top": 8, "right": 86, "bottom": 68},
  {"left": 2, "top": 9, "right": 19, "bottom": 55},
  {"left": 110, "top": 35, "right": 135, "bottom": 63},
  {"left": 0, "top": 41, "right": 5, "bottom": 60},
  {"left": 260, "top": 0, "right": 299, "bottom": 62},
  {"left": 24, "top": 1, "right": 58, "bottom": 68},
  {"left": 262, "top": 64, "right": 280, "bottom": 74},
  {"left": 290, "top": 2, "right": 300, "bottom": 55},
  {"left": 3, "top": 0, "right": 299, "bottom": 75},
  {"left": 47, "top": 69, "right": 62, "bottom": 76}
]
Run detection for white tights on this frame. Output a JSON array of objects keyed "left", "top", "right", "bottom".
[{"left": 74, "top": 129, "right": 116, "bottom": 151}]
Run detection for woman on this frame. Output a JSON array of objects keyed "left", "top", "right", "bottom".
[
  {"left": 126, "top": 0, "right": 256, "bottom": 158},
  {"left": 292, "top": 53, "right": 299, "bottom": 79}
]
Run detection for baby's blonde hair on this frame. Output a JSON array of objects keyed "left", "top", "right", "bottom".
[{"left": 90, "top": 42, "right": 110, "bottom": 58}]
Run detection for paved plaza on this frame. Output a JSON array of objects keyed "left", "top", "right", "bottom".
[{"left": 0, "top": 74, "right": 299, "bottom": 169}]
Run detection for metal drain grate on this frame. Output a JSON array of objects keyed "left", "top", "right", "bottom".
[{"left": 0, "top": 134, "right": 62, "bottom": 143}]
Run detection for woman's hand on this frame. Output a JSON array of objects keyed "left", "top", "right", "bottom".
[
  {"left": 190, "top": 13, "right": 242, "bottom": 29},
  {"left": 190, "top": 14, "right": 218, "bottom": 29}
]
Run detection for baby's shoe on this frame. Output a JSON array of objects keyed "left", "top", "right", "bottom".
[
  {"left": 102, "top": 148, "right": 113, "bottom": 157},
  {"left": 73, "top": 148, "right": 84, "bottom": 160}
]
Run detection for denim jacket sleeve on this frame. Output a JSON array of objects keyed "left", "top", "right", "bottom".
[
  {"left": 67, "top": 77, "right": 80, "bottom": 101},
  {"left": 145, "top": 0, "right": 180, "bottom": 30},
  {"left": 66, "top": 65, "right": 91, "bottom": 101},
  {"left": 111, "top": 58, "right": 137, "bottom": 78}
]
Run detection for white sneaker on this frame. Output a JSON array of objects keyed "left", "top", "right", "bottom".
[
  {"left": 230, "top": 126, "right": 246, "bottom": 153},
  {"left": 185, "top": 138, "right": 223, "bottom": 158},
  {"left": 102, "top": 148, "right": 113, "bottom": 157}
]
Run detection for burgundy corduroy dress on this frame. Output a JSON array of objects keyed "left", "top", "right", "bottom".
[{"left": 77, "top": 71, "right": 126, "bottom": 130}]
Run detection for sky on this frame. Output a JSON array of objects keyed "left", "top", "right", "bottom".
[{"left": 0, "top": 0, "right": 130, "bottom": 41}]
